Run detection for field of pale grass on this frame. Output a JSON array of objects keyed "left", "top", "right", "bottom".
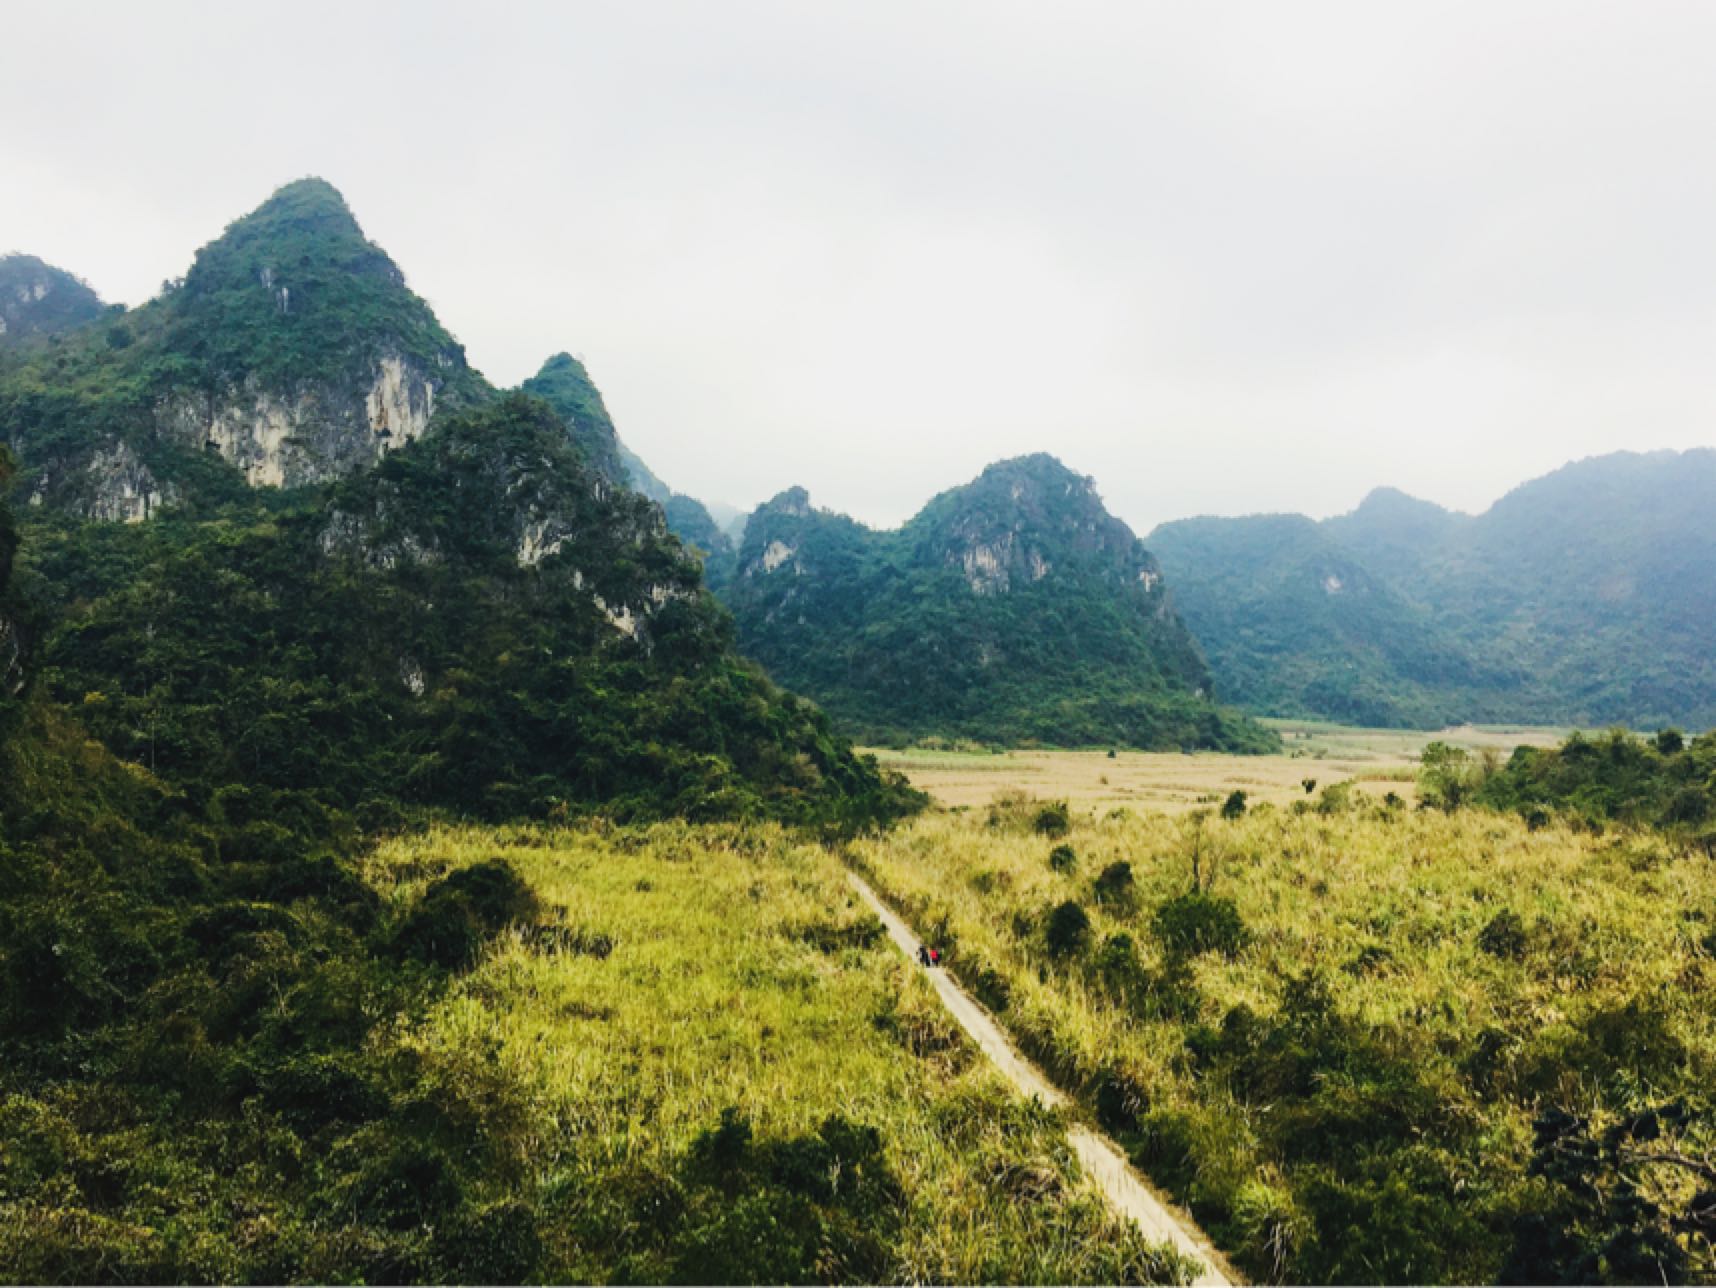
[
  {"left": 363, "top": 821, "right": 1195, "bottom": 1284},
  {"left": 868, "top": 724, "right": 1566, "bottom": 814}
]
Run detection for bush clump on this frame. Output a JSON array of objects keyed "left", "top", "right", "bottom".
[
  {"left": 1032, "top": 802, "right": 1072, "bottom": 838},
  {"left": 1477, "top": 908, "right": 1529, "bottom": 960},
  {"left": 1048, "top": 843, "right": 1078, "bottom": 874},
  {"left": 1153, "top": 891, "right": 1248, "bottom": 959},
  {"left": 1045, "top": 901, "right": 1092, "bottom": 958},
  {"left": 392, "top": 860, "right": 539, "bottom": 969},
  {"left": 1092, "top": 860, "right": 1136, "bottom": 909}
]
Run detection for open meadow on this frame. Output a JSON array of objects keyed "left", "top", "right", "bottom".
[{"left": 868, "top": 723, "right": 1566, "bottom": 814}]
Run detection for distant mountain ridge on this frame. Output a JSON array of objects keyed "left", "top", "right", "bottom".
[
  {"left": 0, "top": 254, "right": 108, "bottom": 343},
  {"left": 720, "top": 453, "right": 1274, "bottom": 751},
  {"left": 1151, "top": 448, "right": 1716, "bottom": 729}
]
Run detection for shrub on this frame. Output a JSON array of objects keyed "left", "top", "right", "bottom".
[
  {"left": 1032, "top": 802, "right": 1072, "bottom": 838},
  {"left": 1477, "top": 908, "right": 1528, "bottom": 960},
  {"left": 1045, "top": 901, "right": 1091, "bottom": 958},
  {"left": 1047, "top": 843, "right": 1078, "bottom": 874},
  {"left": 1221, "top": 790, "right": 1247, "bottom": 820},
  {"left": 1091, "top": 932, "right": 1150, "bottom": 1002},
  {"left": 439, "top": 1199, "right": 543, "bottom": 1283},
  {"left": 393, "top": 859, "right": 537, "bottom": 969},
  {"left": 1153, "top": 892, "right": 1248, "bottom": 959},
  {"left": 1094, "top": 1066, "right": 1151, "bottom": 1133},
  {"left": 1092, "top": 860, "right": 1136, "bottom": 908}
]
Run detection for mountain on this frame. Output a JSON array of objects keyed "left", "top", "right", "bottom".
[
  {"left": 618, "top": 445, "right": 734, "bottom": 568},
  {"left": 1, "top": 179, "right": 916, "bottom": 829},
  {"left": 518, "top": 352, "right": 627, "bottom": 484},
  {"left": 1321, "top": 485, "right": 1469, "bottom": 587},
  {"left": 1147, "top": 513, "right": 1520, "bottom": 727},
  {"left": 518, "top": 352, "right": 734, "bottom": 576},
  {"left": 0, "top": 179, "right": 489, "bottom": 519},
  {"left": 720, "top": 454, "right": 1274, "bottom": 751},
  {"left": 1151, "top": 449, "right": 1716, "bottom": 730},
  {"left": 0, "top": 254, "right": 108, "bottom": 344}
]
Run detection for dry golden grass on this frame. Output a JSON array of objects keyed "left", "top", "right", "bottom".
[
  {"left": 361, "top": 820, "right": 1195, "bottom": 1284},
  {"left": 867, "top": 722, "right": 1566, "bottom": 814}
]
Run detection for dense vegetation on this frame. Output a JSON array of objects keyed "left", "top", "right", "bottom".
[
  {"left": 854, "top": 799, "right": 1716, "bottom": 1284},
  {"left": 1417, "top": 727, "right": 1716, "bottom": 846},
  {"left": 518, "top": 352, "right": 629, "bottom": 487},
  {"left": 721, "top": 458, "right": 1274, "bottom": 753},
  {"left": 0, "top": 254, "right": 108, "bottom": 345},
  {"left": 1146, "top": 514, "right": 1524, "bottom": 728},
  {"left": 1150, "top": 450, "right": 1716, "bottom": 731},
  {"left": 530, "top": 358, "right": 743, "bottom": 571},
  {"left": 20, "top": 394, "right": 914, "bottom": 834},
  {"left": 0, "top": 692, "right": 1186, "bottom": 1282}
]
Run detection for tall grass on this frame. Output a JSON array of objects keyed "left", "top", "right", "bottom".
[
  {"left": 366, "top": 820, "right": 1194, "bottom": 1284},
  {"left": 851, "top": 798, "right": 1716, "bottom": 1283}
]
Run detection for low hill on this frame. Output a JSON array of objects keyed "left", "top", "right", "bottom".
[{"left": 721, "top": 454, "right": 1274, "bottom": 751}]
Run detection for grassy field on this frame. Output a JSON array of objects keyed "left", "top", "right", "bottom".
[
  {"left": 866, "top": 723, "right": 1566, "bottom": 815},
  {"left": 850, "top": 794, "right": 1716, "bottom": 1283},
  {"left": 362, "top": 821, "right": 1195, "bottom": 1284}
]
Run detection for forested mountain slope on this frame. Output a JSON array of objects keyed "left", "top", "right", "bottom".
[
  {"left": 721, "top": 454, "right": 1274, "bottom": 751},
  {"left": 0, "top": 254, "right": 108, "bottom": 345},
  {"left": 0, "top": 179, "right": 914, "bottom": 830},
  {"left": 1150, "top": 449, "right": 1716, "bottom": 729},
  {"left": 1147, "top": 513, "right": 1522, "bottom": 728}
]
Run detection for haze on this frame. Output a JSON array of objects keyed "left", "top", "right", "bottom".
[{"left": 5, "top": 0, "right": 1713, "bottom": 531}]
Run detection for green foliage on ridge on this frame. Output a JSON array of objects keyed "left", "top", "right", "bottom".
[
  {"left": 1150, "top": 450, "right": 1716, "bottom": 731},
  {"left": 721, "top": 458, "right": 1275, "bottom": 752},
  {"left": 1147, "top": 513, "right": 1522, "bottom": 728},
  {"left": 0, "top": 179, "right": 489, "bottom": 512},
  {"left": 518, "top": 351, "right": 628, "bottom": 485},
  {"left": 0, "top": 254, "right": 108, "bottom": 345},
  {"left": 24, "top": 393, "right": 915, "bottom": 833},
  {"left": 520, "top": 352, "right": 735, "bottom": 572}
]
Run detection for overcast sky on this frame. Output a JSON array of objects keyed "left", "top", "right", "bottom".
[{"left": 5, "top": 1, "right": 1713, "bottom": 532}]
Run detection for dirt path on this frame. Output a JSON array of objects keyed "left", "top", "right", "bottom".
[{"left": 847, "top": 871, "right": 1236, "bottom": 1287}]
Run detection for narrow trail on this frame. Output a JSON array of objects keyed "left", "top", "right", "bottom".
[{"left": 847, "top": 870, "right": 1236, "bottom": 1288}]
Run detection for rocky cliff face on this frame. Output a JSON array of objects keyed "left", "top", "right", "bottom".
[
  {"left": 154, "top": 351, "right": 440, "bottom": 489},
  {"left": 0, "top": 180, "right": 485, "bottom": 518}
]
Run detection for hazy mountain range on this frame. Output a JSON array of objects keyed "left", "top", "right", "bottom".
[{"left": 5, "top": 178, "right": 1711, "bottom": 746}]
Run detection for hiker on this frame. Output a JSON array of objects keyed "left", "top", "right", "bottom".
[
  {"left": 917, "top": 944, "right": 931, "bottom": 967},
  {"left": 929, "top": 947, "right": 941, "bottom": 966}
]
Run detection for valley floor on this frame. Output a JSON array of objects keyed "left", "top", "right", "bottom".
[{"left": 868, "top": 722, "right": 1567, "bottom": 814}]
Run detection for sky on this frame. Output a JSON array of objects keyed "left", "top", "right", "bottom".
[{"left": 5, "top": 1, "right": 1714, "bottom": 533}]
